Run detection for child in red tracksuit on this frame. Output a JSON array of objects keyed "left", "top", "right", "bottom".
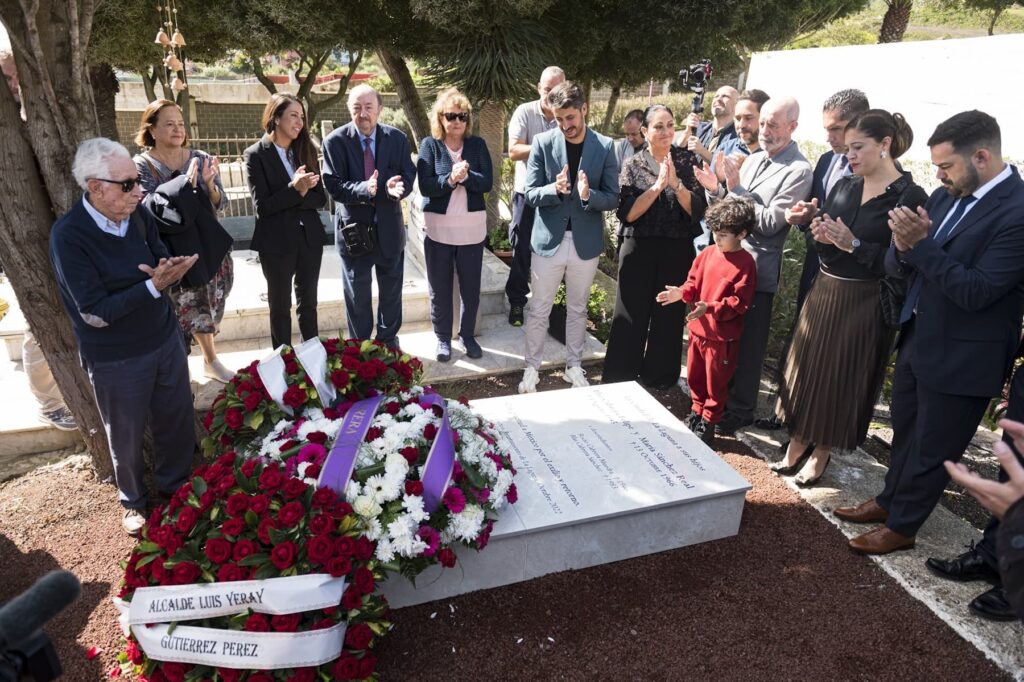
[{"left": 657, "top": 197, "right": 757, "bottom": 446}]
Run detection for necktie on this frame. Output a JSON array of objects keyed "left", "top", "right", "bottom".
[
  {"left": 899, "top": 194, "right": 978, "bottom": 323},
  {"left": 363, "top": 138, "right": 374, "bottom": 181},
  {"left": 751, "top": 156, "right": 771, "bottom": 183}
]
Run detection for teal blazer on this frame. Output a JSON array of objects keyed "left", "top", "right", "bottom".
[{"left": 524, "top": 127, "right": 619, "bottom": 260}]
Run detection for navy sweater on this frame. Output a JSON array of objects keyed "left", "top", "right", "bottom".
[
  {"left": 50, "top": 200, "right": 179, "bottom": 363},
  {"left": 416, "top": 135, "right": 493, "bottom": 214}
]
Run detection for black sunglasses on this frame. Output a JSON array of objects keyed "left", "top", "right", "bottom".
[
  {"left": 443, "top": 112, "right": 469, "bottom": 122},
  {"left": 93, "top": 177, "right": 141, "bottom": 193}
]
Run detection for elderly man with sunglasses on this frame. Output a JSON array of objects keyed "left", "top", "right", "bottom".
[{"left": 50, "top": 137, "right": 199, "bottom": 536}]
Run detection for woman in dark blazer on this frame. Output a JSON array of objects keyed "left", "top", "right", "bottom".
[
  {"left": 244, "top": 92, "right": 330, "bottom": 350},
  {"left": 416, "top": 87, "right": 493, "bottom": 362}
]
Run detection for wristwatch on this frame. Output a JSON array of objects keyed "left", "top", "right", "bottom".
[{"left": 850, "top": 238, "right": 861, "bottom": 253}]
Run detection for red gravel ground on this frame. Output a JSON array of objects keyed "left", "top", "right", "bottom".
[{"left": 0, "top": 373, "right": 1009, "bottom": 681}]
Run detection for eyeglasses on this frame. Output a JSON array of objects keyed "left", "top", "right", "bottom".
[
  {"left": 443, "top": 112, "right": 469, "bottom": 122},
  {"left": 93, "top": 177, "right": 140, "bottom": 193}
]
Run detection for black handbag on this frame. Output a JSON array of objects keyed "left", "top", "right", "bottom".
[
  {"left": 339, "top": 221, "right": 376, "bottom": 257},
  {"left": 879, "top": 272, "right": 906, "bottom": 328}
]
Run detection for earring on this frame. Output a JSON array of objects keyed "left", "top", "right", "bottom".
[{"left": 880, "top": 151, "right": 888, "bottom": 159}]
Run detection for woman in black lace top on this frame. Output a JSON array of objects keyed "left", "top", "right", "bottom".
[
  {"left": 603, "top": 104, "right": 706, "bottom": 388},
  {"left": 774, "top": 109, "right": 927, "bottom": 485}
]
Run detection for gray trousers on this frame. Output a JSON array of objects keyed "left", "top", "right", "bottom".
[
  {"left": 86, "top": 332, "right": 195, "bottom": 509},
  {"left": 23, "top": 330, "right": 64, "bottom": 413},
  {"left": 524, "top": 232, "right": 599, "bottom": 370},
  {"left": 724, "top": 291, "right": 775, "bottom": 421}
]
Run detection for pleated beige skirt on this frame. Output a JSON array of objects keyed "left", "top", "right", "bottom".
[{"left": 775, "top": 272, "right": 895, "bottom": 449}]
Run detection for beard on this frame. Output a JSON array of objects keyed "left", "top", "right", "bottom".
[{"left": 943, "top": 164, "right": 980, "bottom": 197}]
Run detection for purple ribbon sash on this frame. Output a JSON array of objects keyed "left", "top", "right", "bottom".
[
  {"left": 317, "top": 393, "right": 456, "bottom": 514},
  {"left": 317, "top": 395, "right": 384, "bottom": 494}
]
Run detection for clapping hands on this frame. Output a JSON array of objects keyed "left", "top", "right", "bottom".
[
  {"left": 291, "top": 165, "right": 321, "bottom": 196},
  {"left": 449, "top": 160, "right": 469, "bottom": 186},
  {"left": 786, "top": 198, "right": 818, "bottom": 226},
  {"left": 385, "top": 174, "right": 405, "bottom": 199},
  {"left": 139, "top": 254, "right": 198, "bottom": 291},
  {"left": 555, "top": 164, "right": 571, "bottom": 195},
  {"left": 811, "top": 213, "right": 857, "bottom": 252},
  {"left": 888, "top": 205, "right": 931, "bottom": 251}
]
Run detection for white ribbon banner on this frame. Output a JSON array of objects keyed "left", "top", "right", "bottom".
[
  {"left": 127, "top": 621, "right": 346, "bottom": 670},
  {"left": 257, "top": 346, "right": 293, "bottom": 416},
  {"left": 117, "top": 574, "right": 346, "bottom": 627},
  {"left": 293, "top": 337, "right": 336, "bottom": 407}
]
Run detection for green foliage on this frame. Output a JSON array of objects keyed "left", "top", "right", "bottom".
[{"left": 552, "top": 283, "right": 613, "bottom": 344}]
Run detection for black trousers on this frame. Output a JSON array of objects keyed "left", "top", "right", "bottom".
[
  {"left": 259, "top": 240, "right": 323, "bottom": 349},
  {"left": 723, "top": 290, "right": 775, "bottom": 421},
  {"left": 878, "top": 323, "right": 992, "bottom": 537},
  {"left": 977, "top": 364, "right": 1024, "bottom": 569},
  {"left": 504, "top": 191, "right": 536, "bottom": 308},
  {"left": 603, "top": 236, "right": 691, "bottom": 387},
  {"left": 424, "top": 236, "right": 485, "bottom": 341}
]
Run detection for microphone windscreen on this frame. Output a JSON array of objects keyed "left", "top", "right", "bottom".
[{"left": 0, "top": 570, "right": 81, "bottom": 650}]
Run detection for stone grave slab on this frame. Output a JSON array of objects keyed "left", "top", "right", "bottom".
[{"left": 381, "top": 381, "right": 751, "bottom": 608}]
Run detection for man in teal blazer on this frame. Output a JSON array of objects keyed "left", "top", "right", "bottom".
[{"left": 519, "top": 81, "right": 619, "bottom": 393}]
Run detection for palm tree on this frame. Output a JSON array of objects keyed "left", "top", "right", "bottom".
[{"left": 879, "top": 0, "right": 914, "bottom": 43}]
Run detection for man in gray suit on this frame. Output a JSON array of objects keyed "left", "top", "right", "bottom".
[{"left": 695, "top": 96, "right": 813, "bottom": 435}]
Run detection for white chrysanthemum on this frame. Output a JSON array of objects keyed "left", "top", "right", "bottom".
[
  {"left": 384, "top": 452, "right": 410, "bottom": 478},
  {"left": 402, "top": 493, "right": 428, "bottom": 523},
  {"left": 362, "top": 517, "right": 383, "bottom": 541},
  {"left": 366, "top": 474, "right": 401, "bottom": 504},
  {"left": 392, "top": 531, "right": 428, "bottom": 558},
  {"left": 344, "top": 480, "right": 361, "bottom": 503},
  {"left": 442, "top": 504, "right": 486, "bottom": 544},
  {"left": 386, "top": 513, "right": 418, "bottom": 542},
  {"left": 352, "top": 495, "right": 382, "bottom": 519},
  {"left": 375, "top": 538, "right": 396, "bottom": 563},
  {"left": 490, "top": 469, "right": 514, "bottom": 509},
  {"left": 301, "top": 406, "right": 325, "bottom": 422},
  {"left": 478, "top": 453, "right": 499, "bottom": 480}
]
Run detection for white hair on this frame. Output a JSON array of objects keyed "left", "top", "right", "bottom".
[
  {"left": 348, "top": 83, "right": 382, "bottom": 107},
  {"left": 72, "top": 138, "right": 130, "bottom": 191},
  {"left": 539, "top": 66, "right": 564, "bottom": 83}
]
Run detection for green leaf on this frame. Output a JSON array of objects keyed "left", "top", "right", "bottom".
[
  {"left": 244, "top": 510, "right": 259, "bottom": 527},
  {"left": 237, "top": 552, "right": 270, "bottom": 567},
  {"left": 461, "top": 462, "right": 487, "bottom": 489},
  {"left": 135, "top": 541, "right": 161, "bottom": 554},
  {"left": 244, "top": 411, "right": 264, "bottom": 431},
  {"left": 267, "top": 525, "right": 292, "bottom": 545},
  {"left": 135, "top": 552, "right": 161, "bottom": 568},
  {"left": 253, "top": 563, "right": 279, "bottom": 580},
  {"left": 191, "top": 476, "right": 207, "bottom": 497},
  {"left": 166, "top": 621, "right": 179, "bottom": 636}
]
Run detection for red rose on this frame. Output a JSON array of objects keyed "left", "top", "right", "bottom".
[
  {"left": 405, "top": 480, "right": 424, "bottom": 496},
  {"left": 214, "top": 475, "right": 235, "bottom": 494},
  {"left": 217, "top": 668, "right": 242, "bottom": 682},
  {"left": 125, "top": 639, "right": 144, "bottom": 665},
  {"left": 329, "top": 557, "right": 353, "bottom": 579},
  {"left": 330, "top": 370, "right": 351, "bottom": 389},
  {"left": 323, "top": 406, "right": 340, "bottom": 420},
  {"left": 271, "top": 613, "right": 302, "bottom": 632},
  {"left": 243, "top": 392, "right": 262, "bottom": 412},
  {"left": 257, "top": 518, "right": 279, "bottom": 544},
  {"left": 270, "top": 541, "right": 297, "bottom": 569},
  {"left": 341, "top": 585, "right": 363, "bottom": 610},
  {"left": 400, "top": 446, "right": 420, "bottom": 465},
  {"left": 277, "top": 501, "right": 305, "bottom": 527},
  {"left": 358, "top": 652, "right": 378, "bottom": 679},
  {"left": 334, "top": 536, "right": 355, "bottom": 559},
  {"left": 172, "top": 561, "right": 200, "bottom": 585},
  {"left": 198, "top": 490, "right": 216, "bottom": 510},
  {"left": 221, "top": 517, "right": 245, "bottom": 537},
  {"left": 365, "top": 426, "right": 383, "bottom": 441},
  {"left": 356, "top": 362, "right": 377, "bottom": 381},
  {"left": 248, "top": 493, "right": 270, "bottom": 514},
  {"left": 283, "top": 385, "right": 307, "bottom": 409},
  {"left": 323, "top": 338, "right": 339, "bottom": 354},
  {"left": 384, "top": 400, "right": 400, "bottom": 415},
  {"left": 284, "top": 359, "right": 299, "bottom": 374},
  {"left": 216, "top": 452, "right": 237, "bottom": 467},
  {"left": 149, "top": 524, "right": 178, "bottom": 551},
  {"left": 244, "top": 613, "right": 270, "bottom": 632},
  {"left": 307, "top": 431, "right": 328, "bottom": 445},
  {"left": 307, "top": 535, "right": 334, "bottom": 564},
  {"left": 258, "top": 467, "right": 285, "bottom": 493},
  {"left": 224, "top": 407, "right": 243, "bottom": 430},
  {"left": 332, "top": 653, "right": 360, "bottom": 680},
  {"left": 341, "top": 355, "right": 359, "bottom": 370},
  {"left": 353, "top": 566, "right": 375, "bottom": 594},
  {"left": 438, "top": 548, "right": 457, "bottom": 568},
  {"left": 305, "top": 463, "right": 321, "bottom": 479},
  {"left": 345, "top": 623, "right": 373, "bottom": 650},
  {"left": 161, "top": 662, "right": 188, "bottom": 682},
  {"left": 354, "top": 537, "right": 374, "bottom": 561},
  {"left": 247, "top": 675, "right": 273, "bottom": 682},
  {"left": 240, "top": 459, "right": 258, "bottom": 478},
  {"left": 202, "top": 411, "right": 214, "bottom": 430},
  {"left": 232, "top": 539, "right": 259, "bottom": 562},
  {"left": 283, "top": 478, "right": 308, "bottom": 500},
  {"left": 203, "top": 538, "right": 232, "bottom": 564},
  {"left": 287, "top": 669, "right": 317, "bottom": 682},
  {"left": 309, "top": 513, "right": 334, "bottom": 535},
  {"left": 311, "top": 488, "right": 336, "bottom": 509},
  {"left": 328, "top": 501, "right": 353, "bottom": 519},
  {"left": 423, "top": 423, "right": 438, "bottom": 441},
  {"left": 174, "top": 507, "right": 200, "bottom": 534},
  {"left": 216, "top": 563, "right": 245, "bottom": 582},
  {"left": 311, "top": 617, "right": 335, "bottom": 630}
]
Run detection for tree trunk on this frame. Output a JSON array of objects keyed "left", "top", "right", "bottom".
[
  {"left": 878, "top": 0, "right": 913, "bottom": 43},
  {"left": 989, "top": 8, "right": 1003, "bottom": 36},
  {"left": 376, "top": 48, "right": 430, "bottom": 148},
  {"left": 478, "top": 100, "right": 505, "bottom": 234},
  {"left": 0, "top": 1, "right": 113, "bottom": 479},
  {"left": 303, "top": 51, "right": 364, "bottom": 144},
  {"left": 90, "top": 63, "right": 120, "bottom": 142},
  {"left": 600, "top": 79, "right": 623, "bottom": 135},
  {"left": 249, "top": 54, "right": 278, "bottom": 96},
  {"left": 142, "top": 65, "right": 160, "bottom": 103}
]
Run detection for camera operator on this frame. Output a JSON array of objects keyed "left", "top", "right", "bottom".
[{"left": 680, "top": 86, "right": 739, "bottom": 164}]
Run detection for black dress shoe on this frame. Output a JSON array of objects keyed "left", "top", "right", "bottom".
[
  {"left": 969, "top": 585, "right": 1019, "bottom": 622},
  {"left": 715, "top": 414, "right": 753, "bottom": 436},
  {"left": 925, "top": 544, "right": 1000, "bottom": 583},
  {"left": 769, "top": 443, "right": 815, "bottom": 476},
  {"left": 795, "top": 454, "right": 830, "bottom": 487},
  {"left": 754, "top": 415, "right": 785, "bottom": 430}
]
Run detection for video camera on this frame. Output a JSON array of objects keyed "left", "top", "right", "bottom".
[
  {"left": 0, "top": 571, "right": 80, "bottom": 681},
  {"left": 679, "top": 59, "right": 714, "bottom": 131}
]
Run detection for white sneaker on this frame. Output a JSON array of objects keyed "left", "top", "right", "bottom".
[
  {"left": 518, "top": 367, "right": 539, "bottom": 394},
  {"left": 564, "top": 366, "right": 589, "bottom": 388}
]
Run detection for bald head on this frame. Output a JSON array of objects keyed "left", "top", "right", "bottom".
[
  {"left": 537, "top": 66, "right": 565, "bottom": 112},
  {"left": 348, "top": 84, "right": 383, "bottom": 136},
  {"left": 711, "top": 86, "right": 738, "bottom": 121},
  {"left": 758, "top": 97, "right": 800, "bottom": 157}
]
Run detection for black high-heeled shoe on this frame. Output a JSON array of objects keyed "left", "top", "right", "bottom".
[
  {"left": 769, "top": 443, "right": 815, "bottom": 476},
  {"left": 795, "top": 454, "right": 832, "bottom": 487}
]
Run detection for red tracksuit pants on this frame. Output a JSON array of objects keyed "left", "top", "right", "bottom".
[{"left": 687, "top": 334, "right": 741, "bottom": 425}]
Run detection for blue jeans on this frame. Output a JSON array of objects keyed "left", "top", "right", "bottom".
[
  {"left": 338, "top": 239, "right": 404, "bottom": 344},
  {"left": 424, "top": 236, "right": 484, "bottom": 341}
]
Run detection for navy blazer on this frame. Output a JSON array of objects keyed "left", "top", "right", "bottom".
[
  {"left": 416, "top": 135, "right": 493, "bottom": 214},
  {"left": 321, "top": 122, "right": 416, "bottom": 258},
  {"left": 812, "top": 151, "right": 835, "bottom": 205},
  {"left": 244, "top": 135, "right": 329, "bottom": 254},
  {"left": 886, "top": 166, "right": 1024, "bottom": 397}
]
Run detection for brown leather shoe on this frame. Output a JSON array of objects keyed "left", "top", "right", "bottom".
[
  {"left": 849, "top": 525, "right": 915, "bottom": 555},
  {"left": 833, "top": 498, "right": 888, "bottom": 524}
]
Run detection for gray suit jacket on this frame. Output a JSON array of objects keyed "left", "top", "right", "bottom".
[{"left": 709, "top": 141, "right": 812, "bottom": 293}]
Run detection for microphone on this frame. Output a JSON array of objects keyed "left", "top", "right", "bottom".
[{"left": 0, "top": 571, "right": 80, "bottom": 650}]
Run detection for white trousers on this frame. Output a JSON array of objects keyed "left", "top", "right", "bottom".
[
  {"left": 524, "top": 232, "right": 599, "bottom": 370},
  {"left": 23, "top": 330, "right": 64, "bottom": 413}
]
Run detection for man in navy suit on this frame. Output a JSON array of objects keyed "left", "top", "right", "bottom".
[
  {"left": 836, "top": 111, "right": 1024, "bottom": 555},
  {"left": 785, "top": 89, "right": 870, "bottom": 312},
  {"left": 322, "top": 84, "right": 415, "bottom": 347}
]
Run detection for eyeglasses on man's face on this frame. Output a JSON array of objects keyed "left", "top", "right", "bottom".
[
  {"left": 93, "top": 177, "right": 141, "bottom": 193},
  {"left": 443, "top": 112, "right": 469, "bottom": 122}
]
